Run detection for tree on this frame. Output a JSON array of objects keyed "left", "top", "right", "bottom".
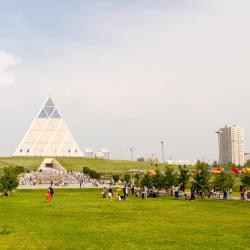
[
  {"left": 212, "top": 161, "right": 219, "bottom": 168},
  {"left": 192, "top": 161, "right": 210, "bottom": 199},
  {"left": 124, "top": 174, "right": 131, "bottom": 183},
  {"left": 134, "top": 173, "right": 141, "bottom": 187},
  {"left": 244, "top": 160, "right": 250, "bottom": 168},
  {"left": 140, "top": 174, "right": 153, "bottom": 189},
  {"left": 82, "top": 167, "right": 102, "bottom": 180},
  {"left": 177, "top": 165, "right": 189, "bottom": 192},
  {"left": 163, "top": 167, "right": 177, "bottom": 192},
  {"left": 12, "top": 166, "right": 25, "bottom": 175},
  {"left": 152, "top": 170, "right": 164, "bottom": 191},
  {"left": 94, "top": 172, "right": 102, "bottom": 180},
  {"left": 213, "top": 172, "right": 235, "bottom": 192},
  {"left": 241, "top": 174, "right": 250, "bottom": 188},
  {"left": 0, "top": 167, "right": 20, "bottom": 196},
  {"left": 112, "top": 174, "right": 119, "bottom": 183}
]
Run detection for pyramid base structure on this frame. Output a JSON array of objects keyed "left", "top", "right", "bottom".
[{"left": 38, "top": 158, "right": 65, "bottom": 172}]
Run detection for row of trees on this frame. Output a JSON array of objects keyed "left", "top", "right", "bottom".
[
  {"left": 211, "top": 160, "right": 250, "bottom": 168},
  {"left": 138, "top": 162, "right": 250, "bottom": 195},
  {"left": 140, "top": 166, "right": 188, "bottom": 192}
]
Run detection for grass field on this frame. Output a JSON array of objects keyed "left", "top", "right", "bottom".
[
  {"left": 0, "top": 157, "right": 169, "bottom": 173},
  {"left": 0, "top": 189, "right": 249, "bottom": 250}
]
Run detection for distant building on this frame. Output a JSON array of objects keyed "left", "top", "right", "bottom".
[
  {"left": 244, "top": 153, "right": 250, "bottom": 164},
  {"left": 166, "top": 160, "right": 198, "bottom": 166},
  {"left": 83, "top": 148, "right": 93, "bottom": 158},
  {"left": 137, "top": 156, "right": 159, "bottom": 163},
  {"left": 146, "top": 156, "right": 159, "bottom": 163},
  {"left": 95, "top": 148, "right": 109, "bottom": 159},
  {"left": 218, "top": 125, "right": 244, "bottom": 166},
  {"left": 137, "top": 157, "right": 145, "bottom": 162}
]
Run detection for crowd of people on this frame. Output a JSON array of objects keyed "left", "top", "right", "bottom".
[
  {"left": 18, "top": 169, "right": 250, "bottom": 202},
  {"left": 101, "top": 182, "right": 160, "bottom": 201},
  {"left": 19, "top": 169, "right": 105, "bottom": 188},
  {"left": 100, "top": 183, "right": 250, "bottom": 202}
]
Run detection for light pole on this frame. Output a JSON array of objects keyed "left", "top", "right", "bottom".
[
  {"left": 160, "top": 141, "right": 165, "bottom": 163},
  {"left": 130, "top": 147, "right": 133, "bottom": 161}
]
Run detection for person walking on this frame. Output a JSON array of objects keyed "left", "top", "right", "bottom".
[
  {"left": 108, "top": 187, "right": 113, "bottom": 201},
  {"left": 49, "top": 186, "right": 54, "bottom": 201},
  {"left": 240, "top": 186, "right": 244, "bottom": 200},
  {"left": 174, "top": 186, "right": 179, "bottom": 198},
  {"left": 223, "top": 190, "right": 227, "bottom": 200},
  {"left": 144, "top": 186, "right": 148, "bottom": 199},
  {"left": 189, "top": 186, "right": 195, "bottom": 201},
  {"left": 46, "top": 191, "right": 52, "bottom": 201},
  {"left": 80, "top": 179, "right": 83, "bottom": 188},
  {"left": 242, "top": 186, "right": 246, "bottom": 200}
]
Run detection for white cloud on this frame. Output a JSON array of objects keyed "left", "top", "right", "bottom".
[{"left": 0, "top": 50, "right": 21, "bottom": 84}]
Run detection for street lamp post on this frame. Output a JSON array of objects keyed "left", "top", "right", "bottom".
[
  {"left": 160, "top": 141, "right": 165, "bottom": 163},
  {"left": 130, "top": 147, "right": 133, "bottom": 161}
]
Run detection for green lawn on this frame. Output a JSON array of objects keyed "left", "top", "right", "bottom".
[
  {"left": 0, "top": 189, "right": 249, "bottom": 250},
  {"left": 0, "top": 157, "right": 172, "bottom": 173}
]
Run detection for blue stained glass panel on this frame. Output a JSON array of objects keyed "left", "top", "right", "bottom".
[
  {"left": 38, "top": 109, "right": 48, "bottom": 118},
  {"left": 44, "top": 106, "right": 55, "bottom": 116},
  {"left": 51, "top": 109, "right": 61, "bottom": 118}
]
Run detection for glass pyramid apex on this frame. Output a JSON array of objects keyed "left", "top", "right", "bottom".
[
  {"left": 44, "top": 96, "right": 55, "bottom": 107},
  {"left": 38, "top": 96, "right": 61, "bottom": 119}
]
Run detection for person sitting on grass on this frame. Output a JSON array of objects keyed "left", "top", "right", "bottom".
[
  {"left": 134, "top": 188, "right": 139, "bottom": 197},
  {"left": 102, "top": 188, "right": 107, "bottom": 198},
  {"left": 117, "top": 194, "right": 126, "bottom": 200}
]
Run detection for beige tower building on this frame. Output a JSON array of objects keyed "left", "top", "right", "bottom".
[{"left": 218, "top": 125, "right": 244, "bottom": 166}]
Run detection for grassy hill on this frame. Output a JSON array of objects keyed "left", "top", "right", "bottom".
[{"left": 0, "top": 157, "right": 170, "bottom": 173}]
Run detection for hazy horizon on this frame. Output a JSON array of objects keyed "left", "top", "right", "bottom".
[{"left": 0, "top": 0, "right": 249, "bottom": 160}]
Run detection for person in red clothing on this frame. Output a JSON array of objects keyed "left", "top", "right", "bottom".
[{"left": 46, "top": 191, "right": 52, "bottom": 201}]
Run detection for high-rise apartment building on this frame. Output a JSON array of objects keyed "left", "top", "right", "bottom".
[{"left": 218, "top": 125, "right": 244, "bottom": 166}]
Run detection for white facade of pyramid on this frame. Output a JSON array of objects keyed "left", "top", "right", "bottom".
[{"left": 14, "top": 96, "right": 83, "bottom": 157}]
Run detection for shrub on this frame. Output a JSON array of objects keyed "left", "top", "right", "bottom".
[
  {"left": 13, "top": 166, "right": 25, "bottom": 175},
  {"left": 163, "top": 167, "right": 177, "bottom": 191},
  {"left": 241, "top": 174, "right": 250, "bottom": 188},
  {"left": 134, "top": 174, "right": 141, "bottom": 187},
  {"left": 0, "top": 167, "right": 19, "bottom": 196},
  {"left": 82, "top": 167, "right": 102, "bottom": 180},
  {"left": 192, "top": 161, "right": 210, "bottom": 198},
  {"left": 112, "top": 174, "right": 119, "bottom": 183},
  {"left": 124, "top": 174, "right": 131, "bottom": 183},
  {"left": 140, "top": 174, "right": 153, "bottom": 189},
  {"left": 213, "top": 172, "right": 235, "bottom": 192}
]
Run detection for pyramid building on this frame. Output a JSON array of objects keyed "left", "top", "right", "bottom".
[{"left": 14, "top": 96, "right": 83, "bottom": 157}]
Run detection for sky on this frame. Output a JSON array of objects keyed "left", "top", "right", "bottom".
[{"left": 0, "top": 0, "right": 249, "bottom": 160}]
